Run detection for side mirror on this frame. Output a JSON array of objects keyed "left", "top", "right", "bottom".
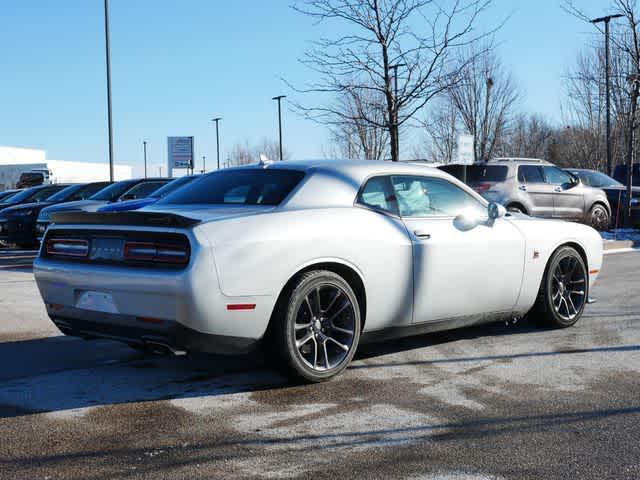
[
  {"left": 120, "top": 194, "right": 135, "bottom": 201},
  {"left": 488, "top": 202, "right": 506, "bottom": 220}
]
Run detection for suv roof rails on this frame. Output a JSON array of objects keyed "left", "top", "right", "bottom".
[{"left": 489, "top": 157, "right": 549, "bottom": 163}]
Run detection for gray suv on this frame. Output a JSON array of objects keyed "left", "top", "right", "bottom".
[{"left": 440, "top": 158, "right": 612, "bottom": 231}]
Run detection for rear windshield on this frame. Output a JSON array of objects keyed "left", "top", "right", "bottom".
[
  {"left": 161, "top": 169, "right": 305, "bottom": 205},
  {"left": 90, "top": 180, "right": 138, "bottom": 201},
  {"left": 466, "top": 165, "right": 508, "bottom": 183}
]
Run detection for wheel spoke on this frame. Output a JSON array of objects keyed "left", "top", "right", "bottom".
[
  {"left": 295, "top": 322, "right": 312, "bottom": 330},
  {"left": 312, "top": 337, "right": 318, "bottom": 369},
  {"left": 296, "top": 331, "right": 314, "bottom": 348},
  {"left": 315, "top": 287, "right": 322, "bottom": 316},
  {"left": 328, "top": 301, "right": 350, "bottom": 322},
  {"left": 567, "top": 295, "right": 578, "bottom": 315},
  {"left": 326, "top": 336, "right": 349, "bottom": 352},
  {"left": 323, "top": 340, "right": 331, "bottom": 369},
  {"left": 304, "top": 295, "right": 314, "bottom": 317},
  {"left": 323, "top": 290, "right": 342, "bottom": 314},
  {"left": 330, "top": 321, "right": 354, "bottom": 336},
  {"left": 570, "top": 290, "right": 585, "bottom": 296}
]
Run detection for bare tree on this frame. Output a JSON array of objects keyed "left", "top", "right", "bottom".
[
  {"left": 329, "top": 89, "right": 389, "bottom": 160},
  {"left": 447, "top": 45, "right": 519, "bottom": 161},
  {"left": 418, "top": 94, "right": 460, "bottom": 163},
  {"left": 499, "top": 114, "right": 555, "bottom": 159},
  {"left": 291, "top": 0, "right": 496, "bottom": 162}
]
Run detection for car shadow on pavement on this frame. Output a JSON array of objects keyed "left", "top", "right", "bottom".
[
  {"left": 0, "top": 335, "right": 287, "bottom": 419},
  {"left": 2, "top": 317, "right": 639, "bottom": 420}
]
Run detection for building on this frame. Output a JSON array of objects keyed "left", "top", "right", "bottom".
[{"left": 0, "top": 146, "right": 132, "bottom": 189}]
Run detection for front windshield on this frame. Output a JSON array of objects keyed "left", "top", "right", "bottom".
[
  {"left": 1, "top": 187, "right": 42, "bottom": 203},
  {"left": 46, "top": 184, "right": 82, "bottom": 202},
  {"left": 90, "top": 181, "right": 135, "bottom": 201}
]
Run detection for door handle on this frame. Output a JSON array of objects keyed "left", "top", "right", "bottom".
[
  {"left": 519, "top": 185, "right": 527, "bottom": 191},
  {"left": 414, "top": 229, "right": 431, "bottom": 239}
]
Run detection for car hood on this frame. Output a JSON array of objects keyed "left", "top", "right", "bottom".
[
  {"left": 142, "top": 204, "right": 276, "bottom": 223},
  {"left": 0, "top": 201, "right": 51, "bottom": 215},
  {"left": 44, "top": 200, "right": 107, "bottom": 214}
]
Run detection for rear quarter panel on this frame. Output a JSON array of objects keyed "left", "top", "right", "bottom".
[{"left": 196, "top": 207, "right": 414, "bottom": 332}]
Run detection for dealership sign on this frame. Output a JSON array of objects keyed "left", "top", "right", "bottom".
[{"left": 167, "top": 136, "right": 194, "bottom": 174}]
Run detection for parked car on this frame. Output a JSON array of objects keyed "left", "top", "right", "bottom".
[
  {"left": 98, "top": 176, "right": 199, "bottom": 212},
  {"left": 34, "top": 160, "right": 602, "bottom": 382},
  {"left": 0, "top": 184, "right": 69, "bottom": 211},
  {"left": 0, "top": 182, "right": 110, "bottom": 247},
  {"left": 565, "top": 168, "right": 640, "bottom": 228},
  {"left": 439, "top": 158, "right": 612, "bottom": 231},
  {"left": 16, "top": 169, "right": 53, "bottom": 189},
  {"left": 0, "top": 189, "right": 22, "bottom": 202},
  {"left": 613, "top": 163, "right": 640, "bottom": 187},
  {"left": 0, "top": 184, "right": 71, "bottom": 246},
  {"left": 35, "top": 178, "right": 171, "bottom": 238}
]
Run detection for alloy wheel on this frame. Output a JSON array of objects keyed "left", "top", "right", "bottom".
[
  {"left": 551, "top": 255, "right": 587, "bottom": 321},
  {"left": 293, "top": 284, "right": 356, "bottom": 371}
]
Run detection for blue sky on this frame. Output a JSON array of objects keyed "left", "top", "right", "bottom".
[{"left": 0, "top": 0, "right": 608, "bottom": 174}]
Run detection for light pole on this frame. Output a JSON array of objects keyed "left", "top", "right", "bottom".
[
  {"left": 211, "top": 117, "right": 222, "bottom": 170},
  {"left": 390, "top": 63, "right": 406, "bottom": 162},
  {"left": 592, "top": 14, "right": 624, "bottom": 176},
  {"left": 104, "top": 0, "right": 114, "bottom": 181},
  {"left": 143, "top": 141, "right": 147, "bottom": 178},
  {"left": 272, "top": 95, "right": 286, "bottom": 160},
  {"left": 202, "top": 155, "right": 206, "bottom": 174}
]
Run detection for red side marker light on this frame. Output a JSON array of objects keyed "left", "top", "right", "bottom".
[
  {"left": 227, "top": 304, "right": 256, "bottom": 311},
  {"left": 589, "top": 269, "right": 600, "bottom": 275}
]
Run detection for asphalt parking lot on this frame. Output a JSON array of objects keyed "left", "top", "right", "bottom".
[{"left": 0, "top": 248, "right": 638, "bottom": 479}]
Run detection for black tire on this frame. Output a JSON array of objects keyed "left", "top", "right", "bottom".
[
  {"left": 507, "top": 204, "right": 526, "bottom": 215},
  {"left": 588, "top": 203, "right": 610, "bottom": 231},
  {"left": 529, "top": 246, "right": 588, "bottom": 328},
  {"left": 272, "top": 270, "right": 361, "bottom": 383}
]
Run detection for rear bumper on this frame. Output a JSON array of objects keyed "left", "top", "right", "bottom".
[{"left": 49, "top": 310, "right": 258, "bottom": 355}]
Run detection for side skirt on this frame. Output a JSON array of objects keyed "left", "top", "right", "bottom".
[{"left": 360, "top": 311, "right": 513, "bottom": 344}]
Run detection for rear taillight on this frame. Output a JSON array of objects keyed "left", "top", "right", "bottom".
[
  {"left": 46, "top": 239, "right": 89, "bottom": 257},
  {"left": 124, "top": 241, "right": 189, "bottom": 265}
]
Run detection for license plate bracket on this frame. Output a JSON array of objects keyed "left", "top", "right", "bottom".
[{"left": 76, "top": 291, "right": 119, "bottom": 314}]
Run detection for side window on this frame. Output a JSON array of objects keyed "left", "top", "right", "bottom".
[
  {"left": 390, "top": 175, "right": 486, "bottom": 217},
  {"left": 357, "top": 176, "right": 397, "bottom": 214},
  {"left": 517, "top": 165, "right": 544, "bottom": 184},
  {"left": 543, "top": 166, "right": 573, "bottom": 186}
]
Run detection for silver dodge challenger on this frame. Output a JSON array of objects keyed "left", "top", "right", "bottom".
[{"left": 34, "top": 160, "right": 603, "bottom": 382}]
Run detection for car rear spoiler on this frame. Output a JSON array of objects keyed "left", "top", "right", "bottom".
[{"left": 51, "top": 211, "right": 201, "bottom": 228}]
